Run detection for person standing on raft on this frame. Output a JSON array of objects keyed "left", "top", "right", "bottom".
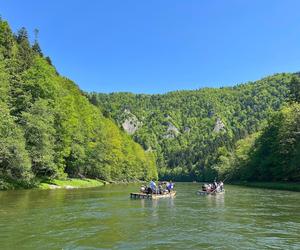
[
  {"left": 166, "top": 181, "right": 174, "bottom": 193},
  {"left": 149, "top": 180, "right": 157, "bottom": 194}
]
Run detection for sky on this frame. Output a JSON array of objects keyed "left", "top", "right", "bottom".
[{"left": 1, "top": 0, "right": 300, "bottom": 94}]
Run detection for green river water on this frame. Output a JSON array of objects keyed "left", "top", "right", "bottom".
[{"left": 0, "top": 183, "right": 300, "bottom": 249}]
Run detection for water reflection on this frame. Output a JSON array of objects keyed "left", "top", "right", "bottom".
[
  {"left": 0, "top": 184, "right": 300, "bottom": 250},
  {"left": 204, "top": 192, "right": 225, "bottom": 207},
  {"left": 139, "top": 196, "right": 175, "bottom": 209}
]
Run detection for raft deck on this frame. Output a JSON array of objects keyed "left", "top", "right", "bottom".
[{"left": 130, "top": 191, "right": 176, "bottom": 199}]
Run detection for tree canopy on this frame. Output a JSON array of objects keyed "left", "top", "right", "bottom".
[
  {"left": 89, "top": 73, "right": 297, "bottom": 181},
  {"left": 1, "top": 17, "right": 299, "bottom": 188},
  {"left": 0, "top": 18, "right": 157, "bottom": 189}
]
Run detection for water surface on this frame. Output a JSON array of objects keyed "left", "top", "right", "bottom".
[{"left": 0, "top": 183, "right": 300, "bottom": 249}]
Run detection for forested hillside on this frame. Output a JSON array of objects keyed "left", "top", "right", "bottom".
[
  {"left": 1, "top": 17, "right": 298, "bottom": 188},
  {"left": 0, "top": 18, "right": 157, "bottom": 189},
  {"left": 89, "top": 73, "right": 296, "bottom": 181},
  {"left": 228, "top": 76, "right": 300, "bottom": 182}
]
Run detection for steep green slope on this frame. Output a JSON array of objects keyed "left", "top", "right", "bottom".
[
  {"left": 229, "top": 77, "right": 300, "bottom": 182},
  {"left": 0, "top": 18, "right": 157, "bottom": 189},
  {"left": 89, "top": 74, "right": 293, "bottom": 181}
]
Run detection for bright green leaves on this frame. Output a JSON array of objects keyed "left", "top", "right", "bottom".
[
  {"left": 0, "top": 19, "right": 14, "bottom": 59},
  {"left": 15, "top": 27, "right": 34, "bottom": 72},
  {"left": 0, "top": 104, "right": 32, "bottom": 181},
  {"left": 289, "top": 75, "right": 300, "bottom": 103},
  {"left": 0, "top": 18, "right": 157, "bottom": 189},
  {"left": 0, "top": 60, "right": 9, "bottom": 102},
  {"left": 231, "top": 104, "right": 300, "bottom": 182},
  {"left": 21, "top": 99, "right": 59, "bottom": 178},
  {"left": 90, "top": 73, "right": 292, "bottom": 181}
]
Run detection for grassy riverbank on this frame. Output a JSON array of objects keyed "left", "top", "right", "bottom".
[
  {"left": 38, "top": 178, "right": 105, "bottom": 190},
  {"left": 0, "top": 178, "right": 105, "bottom": 191},
  {"left": 232, "top": 181, "right": 300, "bottom": 192}
]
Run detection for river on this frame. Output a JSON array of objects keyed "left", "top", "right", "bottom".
[{"left": 0, "top": 183, "right": 299, "bottom": 249}]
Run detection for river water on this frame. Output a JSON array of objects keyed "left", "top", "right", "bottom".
[{"left": 0, "top": 183, "right": 299, "bottom": 249}]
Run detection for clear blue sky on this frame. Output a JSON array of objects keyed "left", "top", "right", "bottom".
[{"left": 1, "top": 0, "right": 300, "bottom": 93}]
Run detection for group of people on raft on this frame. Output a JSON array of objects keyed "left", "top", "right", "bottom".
[
  {"left": 139, "top": 179, "right": 224, "bottom": 195},
  {"left": 140, "top": 180, "right": 174, "bottom": 194},
  {"left": 201, "top": 180, "right": 224, "bottom": 193}
]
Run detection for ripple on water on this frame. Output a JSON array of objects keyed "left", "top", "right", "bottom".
[{"left": 0, "top": 183, "right": 300, "bottom": 249}]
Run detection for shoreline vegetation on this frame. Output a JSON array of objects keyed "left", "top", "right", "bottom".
[
  {"left": 2, "top": 178, "right": 300, "bottom": 192},
  {"left": 34, "top": 181, "right": 300, "bottom": 192},
  {"left": 39, "top": 178, "right": 146, "bottom": 190},
  {"left": 1, "top": 17, "right": 300, "bottom": 191},
  {"left": 0, "top": 178, "right": 106, "bottom": 191},
  {"left": 38, "top": 178, "right": 106, "bottom": 190},
  {"left": 0, "top": 178, "right": 149, "bottom": 191},
  {"left": 0, "top": 17, "right": 158, "bottom": 191},
  {"left": 90, "top": 75, "right": 300, "bottom": 183},
  {"left": 231, "top": 181, "right": 300, "bottom": 192}
]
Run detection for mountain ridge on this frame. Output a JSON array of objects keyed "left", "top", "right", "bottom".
[{"left": 89, "top": 72, "right": 295, "bottom": 181}]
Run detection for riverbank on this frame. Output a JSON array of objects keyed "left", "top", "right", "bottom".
[
  {"left": 38, "top": 178, "right": 105, "bottom": 190},
  {"left": 0, "top": 178, "right": 106, "bottom": 191},
  {"left": 231, "top": 181, "right": 300, "bottom": 192}
]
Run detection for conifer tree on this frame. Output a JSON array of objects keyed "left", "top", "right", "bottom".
[
  {"left": 32, "top": 28, "right": 43, "bottom": 56},
  {"left": 16, "top": 27, "right": 34, "bottom": 71},
  {"left": 289, "top": 76, "right": 300, "bottom": 103}
]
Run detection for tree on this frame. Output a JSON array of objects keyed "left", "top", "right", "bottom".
[
  {"left": 232, "top": 104, "right": 300, "bottom": 182},
  {"left": 21, "top": 100, "right": 59, "bottom": 178},
  {"left": 32, "top": 28, "right": 43, "bottom": 56},
  {"left": 0, "top": 18, "right": 158, "bottom": 189},
  {"left": 88, "top": 74, "right": 291, "bottom": 181},
  {"left": 289, "top": 76, "right": 300, "bottom": 103},
  {"left": 0, "top": 19, "right": 14, "bottom": 58},
  {"left": 0, "top": 104, "right": 32, "bottom": 182},
  {"left": 15, "top": 27, "right": 34, "bottom": 71}
]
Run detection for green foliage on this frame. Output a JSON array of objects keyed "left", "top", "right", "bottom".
[
  {"left": 0, "top": 18, "right": 14, "bottom": 59},
  {"left": 0, "top": 60, "right": 9, "bottom": 101},
  {"left": 229, "top": 82, "right": 300, "bottom": 182},
  {"left": 226, "top": 133, "right": 260, "bottom": 180},
  {"left": 232, "top": 103, "right": 300, "bottom": 181},
  {"left": 89, "top": 74, "right": 292, "bottom": 181},
  {"left": 0, "top": 18, "right": 157, "bottom": 189},
  {"left": 32, "top": 42, "right": 43, "bottom": 57},
  {"left": 0, "top": 104, "right": 32, "bottom": 182},
  {"left": 39, "top": 178, "right": 104, "bottom": 189},
  {"left": 21, "top": 99, "right": 59, "bottom": 178},
  {"left": 289, "top": 75, "right": 300, "bottom": 103},
  {"left": 15, "top": 27, "right": 34, "bottom": 72},
  {"left": 32, "top": 28, "right": 43, "bottom": 57},
  {"left": 1, "top": 17, "right": 297, "bottom": 186}
]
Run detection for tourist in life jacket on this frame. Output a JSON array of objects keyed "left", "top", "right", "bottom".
[
  {"left": 166, "top": 181, "right": 174, "bottom": 193},
  {"left": 140, "top": 185, "right": 146, "bottom": 193},
  {"left": 219, "top": 181, "right": 224, "bottom": 191},
  {"left": 166, "top": 181, "right": 170, "bottom": 191},
  {"left": 212, "top": 179, "right": 218, "bottom": 191},
  {"left": 158, "top": 182, "right": 163, "bottom": 194},
  {"left": 149, "top": 180, "right": 157, "bottom": 194}
]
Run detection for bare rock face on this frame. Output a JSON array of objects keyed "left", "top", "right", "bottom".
[
  {"left": 213, "top": 118, "right": 225, "bottom": 133},
  {"left": 121, "top": 109, "right": 141, "bottom": 134},
  {"left": 163, "top": 122, "right": 180, "bottom": 139},
  {"left": 122, "top": 119, "right": 139, "bottom": 134},
  {"left": 184, "top": 126, "right": 191, "bottom": 133},
  {"left": 146, "top": 146, "right": 153, "bottom": 152}
]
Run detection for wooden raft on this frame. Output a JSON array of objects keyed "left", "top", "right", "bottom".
[{"left": 130, "top": 191, "right": 176, "bottom": 199}]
